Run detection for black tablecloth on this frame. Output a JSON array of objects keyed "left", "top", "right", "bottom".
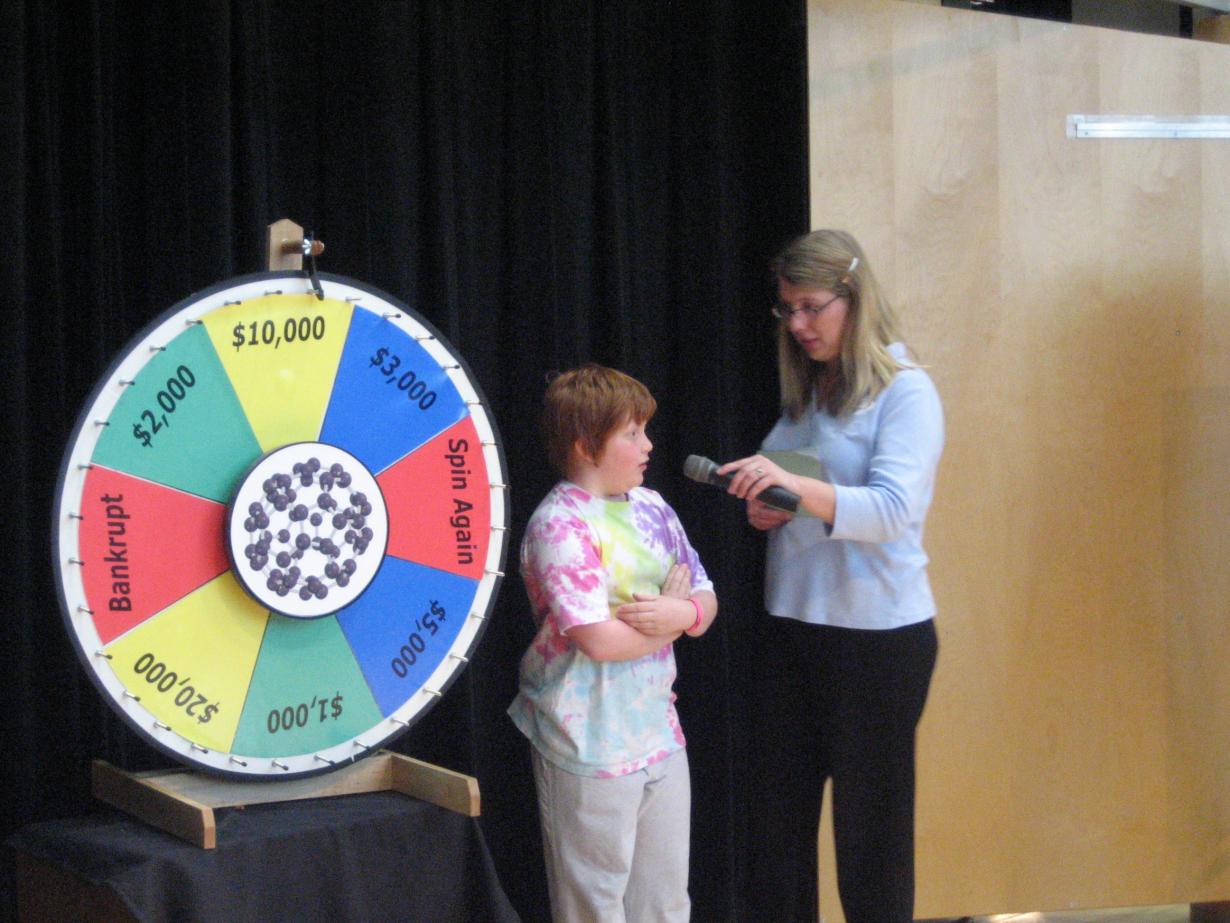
[{"left": 6, "top": 791, "right": 520, "bottom": 923}]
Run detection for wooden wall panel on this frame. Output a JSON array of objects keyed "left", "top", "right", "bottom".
[{"left": 807, "top": 1, "right": 1230, "bottom": 917}]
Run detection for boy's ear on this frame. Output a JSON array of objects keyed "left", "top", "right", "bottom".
[{"left": 572, "top": 438, "right": 599, "bottom": 467}]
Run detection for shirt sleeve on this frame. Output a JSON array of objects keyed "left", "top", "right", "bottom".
[
  {"left": 830, "top": 368, "right": 945, "bottom": 543},
  {"left": 521, "top": 510, "right": 611, "bottom": 632},
  {"left": 659, "top": 500, "right": 715, "bottom": 595}
]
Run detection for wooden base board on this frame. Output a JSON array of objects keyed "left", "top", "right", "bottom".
[{"left": 91, "top": 751, "right": 480, "bottom": 849}]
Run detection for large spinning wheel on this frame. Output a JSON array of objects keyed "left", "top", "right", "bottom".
[{"left": 53, "top": 271, "right": 509, "bottom": 779}]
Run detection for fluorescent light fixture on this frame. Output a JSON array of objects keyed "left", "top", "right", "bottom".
[{"left": 1068, "top": 114, "right": 1230, "bottom": 139}]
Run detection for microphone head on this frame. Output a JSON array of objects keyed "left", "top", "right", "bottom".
[{"left": 683, "top": 454, "right": 717, "bottom": 484}]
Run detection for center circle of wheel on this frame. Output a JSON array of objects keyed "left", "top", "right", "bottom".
[{"left": 227, "top": 442, "right": 390, "bottom": 618}]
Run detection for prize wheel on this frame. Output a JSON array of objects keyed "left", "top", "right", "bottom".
[{"left": 53, "top": 271, "right": 509, "bottom": 778}]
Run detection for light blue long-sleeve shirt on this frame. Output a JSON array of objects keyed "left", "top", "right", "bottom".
[{"left": 760, "top": 344, "right": 944, "bottom": 629}]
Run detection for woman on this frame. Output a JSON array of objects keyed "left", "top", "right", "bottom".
[{"left": 719, "top": 229, "right": 944, "bottom": 923}]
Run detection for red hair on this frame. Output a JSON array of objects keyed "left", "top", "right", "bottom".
[{"left": 541, "top": 364, "right": 657, "bottom": 475}]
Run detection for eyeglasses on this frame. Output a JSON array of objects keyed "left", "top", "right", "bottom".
[{"left": 771, "top": 293, "right": 842, "bottom": 322}]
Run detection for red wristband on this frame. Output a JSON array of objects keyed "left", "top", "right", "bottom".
[{"left": 687, "top": 597, "right": 703, "bottom": 633}]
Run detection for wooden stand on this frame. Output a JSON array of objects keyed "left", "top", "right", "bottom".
[{"left": 91, "top": 750, "right": 480, "bottom": 849}]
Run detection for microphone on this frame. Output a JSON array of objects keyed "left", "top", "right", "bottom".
[{"left": 683, "top": 455, "right": 800, "bottom": 513}]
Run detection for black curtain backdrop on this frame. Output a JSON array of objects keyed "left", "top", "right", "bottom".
[{"left": 1, "top": 2, "right": 809, "bottom": 920}]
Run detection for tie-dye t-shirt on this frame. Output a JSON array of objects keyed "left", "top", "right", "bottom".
[{"left": 508, "top": 481, "right": 713, "bottom": 778}]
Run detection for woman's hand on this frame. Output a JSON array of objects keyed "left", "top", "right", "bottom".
[
  {"left": 718, "top": 455, "right": 798, "bottom": 529},
  {"left": 719, "top": 453, "right": 836, "bottom": 525},
  {"left": 747, "top": 497, "right": 793, "bottom": 531},
  {"left": 717, "top": 454, "right": 798, "bottom": 501}
]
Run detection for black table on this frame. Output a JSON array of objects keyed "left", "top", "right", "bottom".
[{"left": 6, "top": 791, "right": 520, "bottom": 923}]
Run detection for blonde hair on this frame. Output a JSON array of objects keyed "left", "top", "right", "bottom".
[
  {"left": 541, "top": 364, "right": 657, "bottom": 475},
  {"left": 770, "top": 229, "right": 906, "bottom": 418}
]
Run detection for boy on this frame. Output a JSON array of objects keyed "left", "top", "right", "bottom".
[{"left": 509, "top": 364, "right": 718, "bottom": 923}]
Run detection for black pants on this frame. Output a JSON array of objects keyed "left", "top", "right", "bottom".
[{"left": 746, "top": 616, "right": 938, "bottom": 923}]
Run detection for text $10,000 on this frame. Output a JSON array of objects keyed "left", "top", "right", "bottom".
[{"left": 232, "top": 316, "right": 326, "bottom": 351}]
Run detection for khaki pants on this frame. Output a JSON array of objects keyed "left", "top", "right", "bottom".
[{"left": 532, "top": 747, "right": 691, "bottom": 923}]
